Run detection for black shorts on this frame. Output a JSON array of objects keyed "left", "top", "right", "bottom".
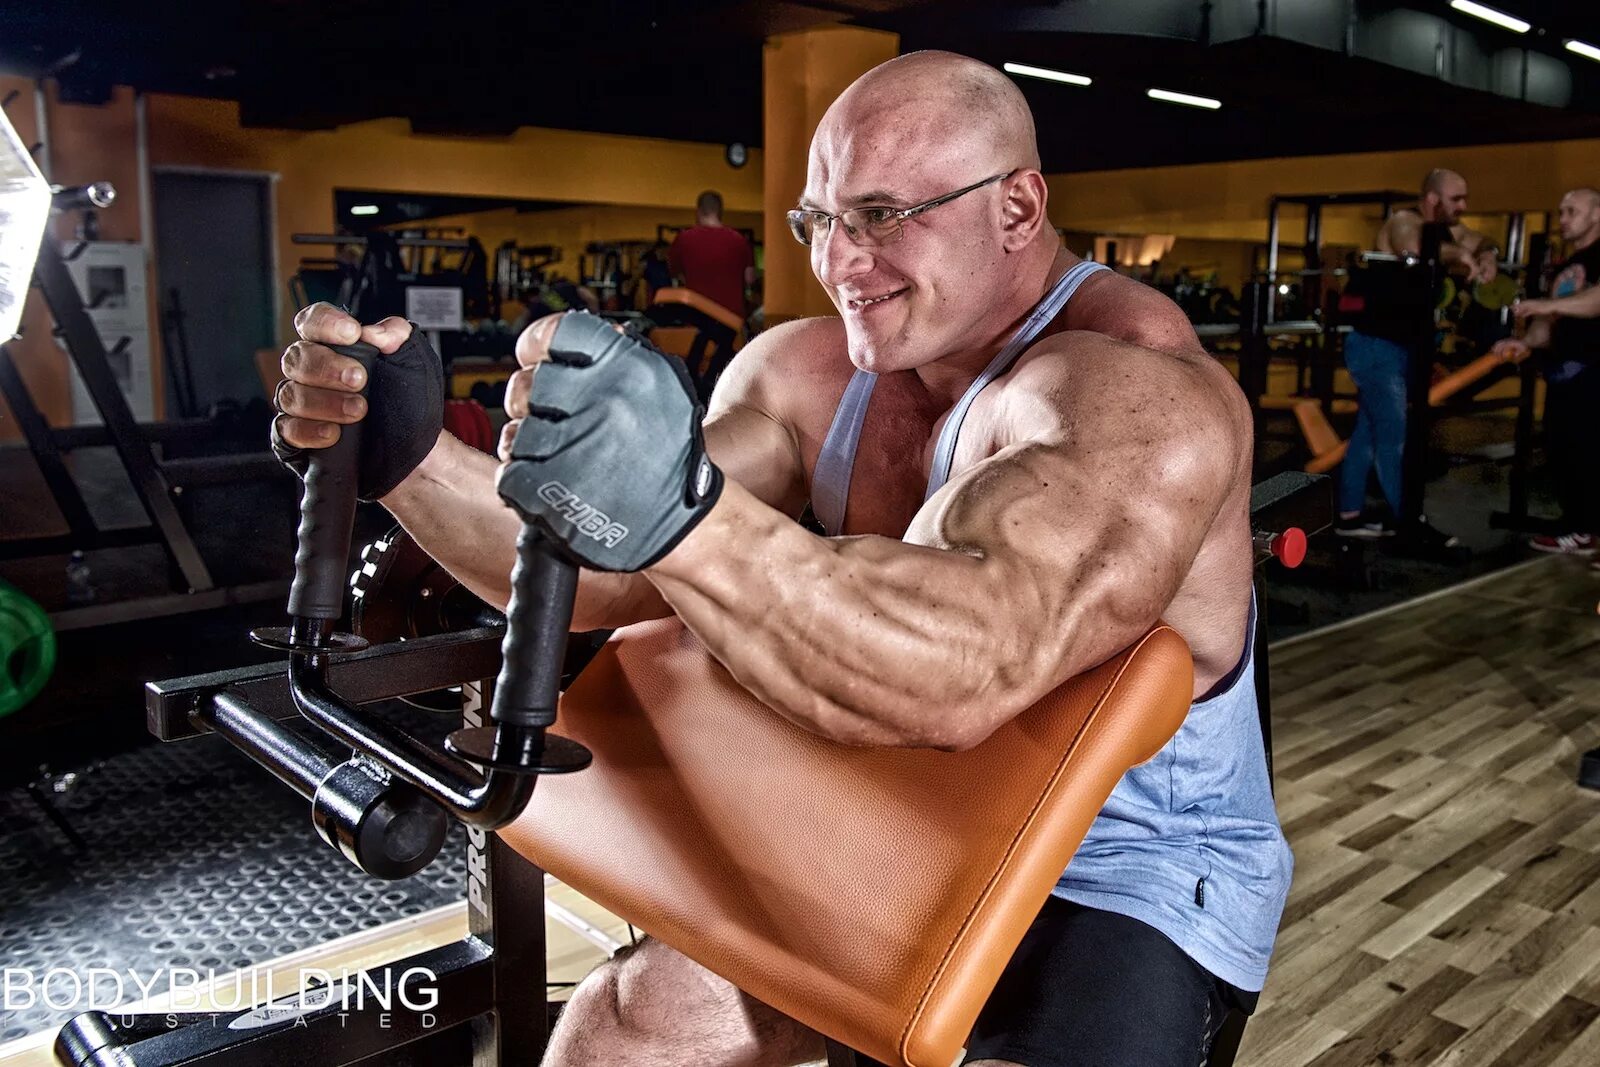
[{"left": 962, "top": 897, "right": 1259, "bottom": 1067}]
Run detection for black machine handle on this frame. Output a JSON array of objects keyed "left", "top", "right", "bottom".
[
  {"left": 239, "top": 333, "right": 589, "bottom": 839},
  {"left": 288, "top": 341, "right": 376, "bottom": 620},
  {"left": 491, "top": 527, "right": 576, "bottom": 730}
]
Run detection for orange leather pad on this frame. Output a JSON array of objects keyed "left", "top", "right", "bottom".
[
  {"left": 500, "top": 618, "right": 1193, "bottom": 1067},
  {"left": 654, "top": 286, "right": 747, "bottom": 335}
]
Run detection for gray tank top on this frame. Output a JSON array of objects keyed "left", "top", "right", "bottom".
[
  {"left": 811, "top": 259, "right": 1109, "bottom": 535},
  {"left": 803, "top": 259, "right": 1292, "bottom": 991}
]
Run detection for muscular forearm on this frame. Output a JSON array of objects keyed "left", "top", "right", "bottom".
[
  {"left": 1544, "top": 286, "right": 1600, "bottom": 319},
  {"left": 381, "top": 432, "right": 671, "bottom": 630},
  {"left": 645, "top": 482, "right": 1039, "bottom": 751}
]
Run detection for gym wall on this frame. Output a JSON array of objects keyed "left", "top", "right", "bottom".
[
  {"left": 10, "top": 66, "right": 1600, "bottom": 441},
  {"left": 0, "top": 78, "right": 762, "bottom": 437},
  {"left": 406, "top": 203, "right": 763, "bottom": 291},
  {"left": 1043, "top": 138, "right": 1597, "bottom": 243},
  {"left": 144, "top": 92, "right": 764, "bottom": 339},
  {"left": 0, "top": 78, "right": 157, "bottom": 444}
]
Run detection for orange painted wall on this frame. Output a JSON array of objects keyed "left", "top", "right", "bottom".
[
  {"left": 145, "top": 94, "right": 763, "bottom": 344},
  {"left": 762, "top": 26, "right": 900, "bottom": 321},
  {"left": 1044, "top": 139, "right": 1588, "bottom": 246}
]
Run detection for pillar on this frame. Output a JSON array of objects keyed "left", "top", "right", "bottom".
[{"left": 762, "top": 26, "right": 899, "bottom": 324}]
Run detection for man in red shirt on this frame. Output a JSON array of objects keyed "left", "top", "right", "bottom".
[
  {"left": 666, "top": 190, "right": 755, "bottom": 399},
  {"left": 668, "top": 190, "right": 755, "bottom": 318}
]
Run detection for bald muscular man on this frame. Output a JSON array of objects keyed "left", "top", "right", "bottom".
[{"left": 273, "top": 52, "right": 1290, "bottom": 1067}]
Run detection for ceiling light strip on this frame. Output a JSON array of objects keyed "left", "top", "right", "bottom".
[
  {"left": 1146, "top": 87, "right": 1222, "bottom": 110},
  {"left": 1003, "top": 62, "right": 1092, "bottom": 87},
  {"left": 1449, "top": 1, "right": 1532, "bottom": 34},
  {"left": 1566, "top": 39, "right": 1600, "bottom": 63}
]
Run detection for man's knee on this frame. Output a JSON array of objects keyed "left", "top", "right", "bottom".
[
  {"left": 562, "top": 938, "right": 669, "bottom": 1034},
  {"left": 560, "top": 951, "right": 626, "bottom": 1033},
  {"left": 556, "top": 938, "right": 820, "bottom": 1066}
]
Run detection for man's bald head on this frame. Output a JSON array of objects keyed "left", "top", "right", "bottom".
[
  {"left": 1420, "top": 168, "right": 1469, "bottom": 224},
  {"left": 1558, "top": 187, "right": 1600, "bottom": 247},
  {"left": 817, "top": 51, "right": 1041, "bottom": 175},
  {"left": 1422, "top": 169, "right": 1463, "bottom": 199},
  {"left": 799, "top": 51, "right": 1059, "bottom": 375},
  {"left": 1564, "top": 187, "right": 1600, "bottom": 211}
]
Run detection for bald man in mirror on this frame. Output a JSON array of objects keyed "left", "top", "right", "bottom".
[
  {"left": 1336, "top": 168, "right": 1499, "bottom": 546},
  {"left": 273, "top": 51, "right": 1290, "bottom": 1067}
]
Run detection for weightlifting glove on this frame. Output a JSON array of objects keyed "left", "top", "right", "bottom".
[
  {"left": 270, "top": 326, "right": 445, "bottom": 501},
  {"left": 496, "top": 311, "right": 723, "bottom": 572}
]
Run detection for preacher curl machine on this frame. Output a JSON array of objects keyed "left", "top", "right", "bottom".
[
  {"left": 54, "top": 339, "right": 594, "bottom": 1065},
  {"left": 53, "top": 329, "right": 1329, "bottom": 1064}
]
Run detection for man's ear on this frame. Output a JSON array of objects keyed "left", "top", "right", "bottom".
[{"left": 1000, "top": 171, "right": 1049, "bottom": 252}]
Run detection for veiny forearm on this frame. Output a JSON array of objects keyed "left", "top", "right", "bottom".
[
  {"left": 380, "top": 431, "right": 670, "bottom": 630},
  {"left": 645, "top": 482, "right": 1042, "bottom": 750}
]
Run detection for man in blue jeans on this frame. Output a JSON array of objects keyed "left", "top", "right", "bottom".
[{"left": 1336, "top": 169, "right": 1500, "bottom": 543}]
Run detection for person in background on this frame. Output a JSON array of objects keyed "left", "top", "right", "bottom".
[
  {"left": 1335, "top": 168, "right": 1499, "bottom": 548},
  {"left": 1497, "top": 187, "right": 1600, "bottom": 557},
  {"left": 668, "top": 190, "right": 756, "bottom": 318}
]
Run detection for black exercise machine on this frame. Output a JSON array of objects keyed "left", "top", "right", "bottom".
[
  {"left": 0, "top": 179, "right": 290, "bottom": 628},
  {"left": 53, "top": 389, "right": 1329, "bottom": 1067},
  {"left": 55, "top": 337, "right": 591, "bottom": 1066},
  {"left": 1261, "top": 189, "right": 1546, "bottom": 540}
]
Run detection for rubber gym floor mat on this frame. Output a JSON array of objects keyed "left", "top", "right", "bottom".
[{"left": 0, "top": 715, "right": 470, "bottom": 1043}]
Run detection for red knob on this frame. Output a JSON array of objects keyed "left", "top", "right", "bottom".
[{"left": 1271, "top": 528, "right": 1307, "bottom": 569}]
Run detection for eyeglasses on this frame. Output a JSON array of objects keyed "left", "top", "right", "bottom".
[{"left": 786, "top": 171, "right": 1016, "bottom": 248}]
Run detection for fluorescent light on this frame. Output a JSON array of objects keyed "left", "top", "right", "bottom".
[
  {"left": 350, "top": 204, "right": 380, "bottom": 216},
  {"left": 1566, "top": 39, "right": 1600, "bottom": 62},
  {"left": 1003, "top": 62, "right": 1092, "bottom": 87},
  {"left": 1146, "top": 87, "right": 1222, "bottom": 110},
  {"left": 1449, "top": 1, "right": 1531, "bottom": 34}
]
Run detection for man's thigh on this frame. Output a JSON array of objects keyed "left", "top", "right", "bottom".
[{"left": 962, "top": 897, "right": 1243, "bottom": 1067}]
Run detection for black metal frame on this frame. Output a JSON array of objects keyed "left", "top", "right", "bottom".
[
  {"left": 1264, "top": 191, "right": 1413, "bottom": 327},
  {"left": 1261, "top": 190, "right": 1542, "bottom": 536},
  {"left": 60, "top": 641, "right": 562, "bottom": 1066},
  {"left": 1, "top": 233, "right": 292, "bottom": 624}
]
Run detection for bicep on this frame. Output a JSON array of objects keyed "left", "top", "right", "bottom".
[
  {"left": 1381, "top": 217, "right": 1421, "bottom": 255},
  {"left": 902, "top": 363, "right": 1235, "bottom": 687},
  {"left": 906, "top": 422, "right": 1232, "bottom": 691}
]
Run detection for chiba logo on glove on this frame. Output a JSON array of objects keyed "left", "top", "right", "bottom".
[{"left": 537, "top": 481, "right": 630, "bottom": 547}]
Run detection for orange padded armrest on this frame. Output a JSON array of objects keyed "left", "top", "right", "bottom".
[
  {"left": 653, "top": 286, "right": 747, "bottom": 336},
  {"left": 1428, "top": 350, "right": 1512, "bottom": 406},
  {"left": 501, "top": 619, "right": 1193, "bottom": 1067},
  {"left": 644, "top": 325, "right": 701, "bottom": 360}
]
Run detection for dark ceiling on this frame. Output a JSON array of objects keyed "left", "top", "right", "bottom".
[{"left": 4, "top": 1, "right": 1600, "bottom": 173}]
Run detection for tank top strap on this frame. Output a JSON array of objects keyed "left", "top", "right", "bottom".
[
  {"left": 811, "top": 370, "right": 879, "bottom": 536},
  {"left": 924, "top": 260, "right": 1109, "bottom": 500}
]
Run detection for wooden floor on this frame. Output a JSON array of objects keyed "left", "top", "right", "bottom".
[{"left": 1237, "top": 554, "right": 1600, "bottom": 1067}]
